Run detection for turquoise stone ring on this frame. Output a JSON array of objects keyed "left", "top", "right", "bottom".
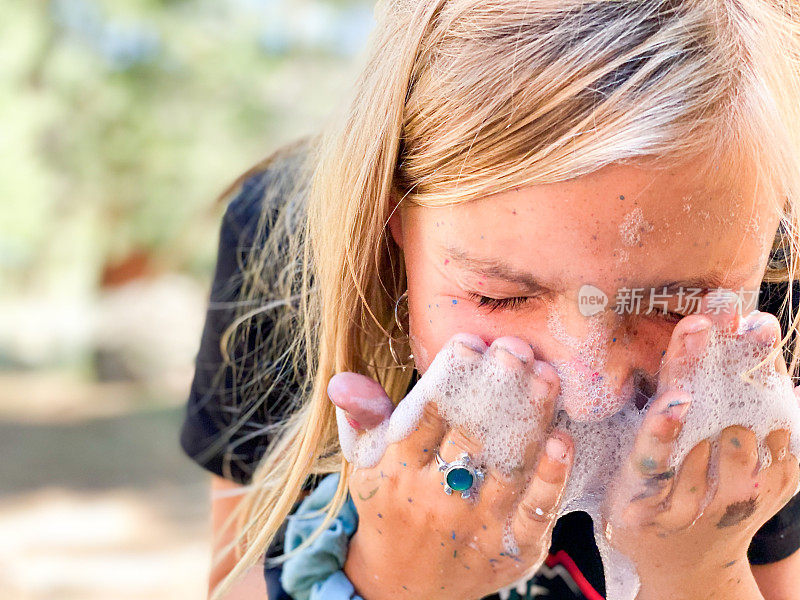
[{"left": 435, "top": 452, "right": 485, "bottom": 499}]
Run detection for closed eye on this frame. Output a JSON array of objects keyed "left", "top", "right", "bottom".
[{"left": 465, "top": 291, "right": 535, "bottom": 313}]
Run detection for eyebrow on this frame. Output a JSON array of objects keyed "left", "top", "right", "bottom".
[
  {"left": 441, "top": 243, "right": 760, "bottom": 294},
  {"left": 441, "top": 244, "right": 560, "bottom": 293}
]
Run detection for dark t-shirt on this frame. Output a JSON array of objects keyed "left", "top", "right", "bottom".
[{"left": 180, "top": 152, "right": 800, "bottom": 600}]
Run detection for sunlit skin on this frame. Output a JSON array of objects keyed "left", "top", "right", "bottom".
[{"left": 328, "top": 158, "right": 800, "bottom": 600}]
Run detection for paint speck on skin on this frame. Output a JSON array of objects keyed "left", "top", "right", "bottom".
[
  {"left": 452, "top": 299, "right": 458, "bottom": 305},
  {"left": 717, "top": 497, "right": 758, "bottom": 528},
  {"left": 731, "top": 437, "right": 741, "bottom": 448},
  {"left": 444, "top": 259, "right": 450, "bottom": 265},
  {"left": 452, "top": 530, "right": 456, "bottom": 540},
  {"left": 377, "top": 513, "right": 383, "bottom": 518},
  {"left": 639, "top": 456, "right": 657, "bottom": 472}
]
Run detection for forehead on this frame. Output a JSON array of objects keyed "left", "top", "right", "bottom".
[{"left": 406, "top": 160, "right": 778, "bottom": 290}]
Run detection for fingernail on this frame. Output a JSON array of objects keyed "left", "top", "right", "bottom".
[
  {"left": 666, "top": 398, "right": 691, "bottom": 421},
  {"left": 458, "top": 339, "right": 486, "bottom": 353},
  {"left": 546, "top": 436, "right": 569, "bottom": 463},
  {"left": 683, "top": 321, "right": 711, "bottom": 356},
  {"left": 741, "top": 315, "right": 773, "bottom": 335},
  {"left": 344, "top": 412, "right": 362, "bottom": 430},
  {"left": 494, "top": 343, "right": 529, "bottom": 363}
]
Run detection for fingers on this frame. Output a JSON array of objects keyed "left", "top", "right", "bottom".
[
  {"left": 737, "top": 311, "right": 787, "bottom": 376},
  {"left": 718, "top": 426, "right": 759, "bottom": 493},
  {"left": 475, "top": 337, "right": 558, "bottom": 468},
  {"left": 394, "top": 336, "right": 485, "bottom": 466},
  {"left": 656, "top": 440, "right": 710, "bottom": 530},
  {"left": 765, "top": 428, "right": 790, "bottom": 464},
  {"left": 621, "top": 389, "right": 691, "bottom": 515},
  {"left": 327, "top": 372, "right": 395, "bottom": 430},
  {"left": 512, "top": 431, "right": 573, "bottom": 546},
  {"left": 657, "top": 312, "right": 712, "bottom": 389},
  {"left": 437, "top": 336, "right": 558, "bottom": 470},
  {"left": 699, "top": 289, "right": 741, "bottom": 333}
]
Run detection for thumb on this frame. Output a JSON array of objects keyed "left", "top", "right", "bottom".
[{"left": 327, "top": 372, "right": 395, "bottom": 431}]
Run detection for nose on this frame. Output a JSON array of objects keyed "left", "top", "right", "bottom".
[{"left": 533, "top": 300, "right": 657, "bottom": 421}]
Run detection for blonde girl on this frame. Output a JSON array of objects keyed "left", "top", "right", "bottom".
[{"left": 194, "top": 1, "right": 800, "bottom": 598}]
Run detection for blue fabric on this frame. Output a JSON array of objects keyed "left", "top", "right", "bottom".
[{"left": 281, "top": 473, "right": 364, "bottom": 600}]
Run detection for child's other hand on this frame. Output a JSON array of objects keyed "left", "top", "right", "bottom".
[
  {"left": 329, "top": 334, "right": 573, "bottom": 600},
  {"left": 603, "top": 307, "right": 800, "bottom": 599}
]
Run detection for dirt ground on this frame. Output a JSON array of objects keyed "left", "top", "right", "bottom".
[{"left": 0, "top": 371, "right": 212, "bottom": 599}]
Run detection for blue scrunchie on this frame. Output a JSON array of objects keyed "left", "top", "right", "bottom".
[{"left": 281, "top": 472, "right": 364, "bottom": 600}]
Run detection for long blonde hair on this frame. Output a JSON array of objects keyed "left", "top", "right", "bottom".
[{"left": 212, "top": 1, "right": 800, "bottom": 596}]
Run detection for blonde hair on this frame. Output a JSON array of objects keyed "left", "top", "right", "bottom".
[{"left": 211, "top": 1, "right": 800, "bottom": 596}]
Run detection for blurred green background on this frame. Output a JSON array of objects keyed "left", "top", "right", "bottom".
[{"left": 0, "top": 1, "right": 372, "bottom": 598}]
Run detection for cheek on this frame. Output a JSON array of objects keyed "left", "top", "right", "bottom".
[{"left": 408, "top": 299, "right": 497, "bottom": 373}]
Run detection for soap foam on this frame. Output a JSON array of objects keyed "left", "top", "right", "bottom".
[
  {"left": 385, "top": 344, "right": 548, "bottom": 476},
  {"left": 619, "top": 207, "right": 654, "bottom": 247},
  {"left": 546, "top": 308, "right": 626, "bottom": 421},
  {"left": 337, "top": 322, "right": 800, "bottom": 600},
  {"left": 665, "top": 321, "right": 800, "bottom": 485}
]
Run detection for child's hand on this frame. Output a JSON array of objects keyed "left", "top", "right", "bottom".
[
  {"left": 329, "top": 334, "right": 574, "bottom": 600},
  {"left": 603, "top": 308, "right": 800, "bottom": 599}
]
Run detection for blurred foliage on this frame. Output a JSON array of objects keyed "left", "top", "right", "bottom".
[{"left": 1, "top": 0, "right": 372, "bottom": 295}]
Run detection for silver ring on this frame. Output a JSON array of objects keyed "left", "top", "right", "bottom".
[{"left": 435, "top": 451, "right": 485, "bottom": 499}]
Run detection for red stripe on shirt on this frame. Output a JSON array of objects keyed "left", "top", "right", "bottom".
[{"left": 545, "top": 550, "right": 605, "bottom": 600}]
